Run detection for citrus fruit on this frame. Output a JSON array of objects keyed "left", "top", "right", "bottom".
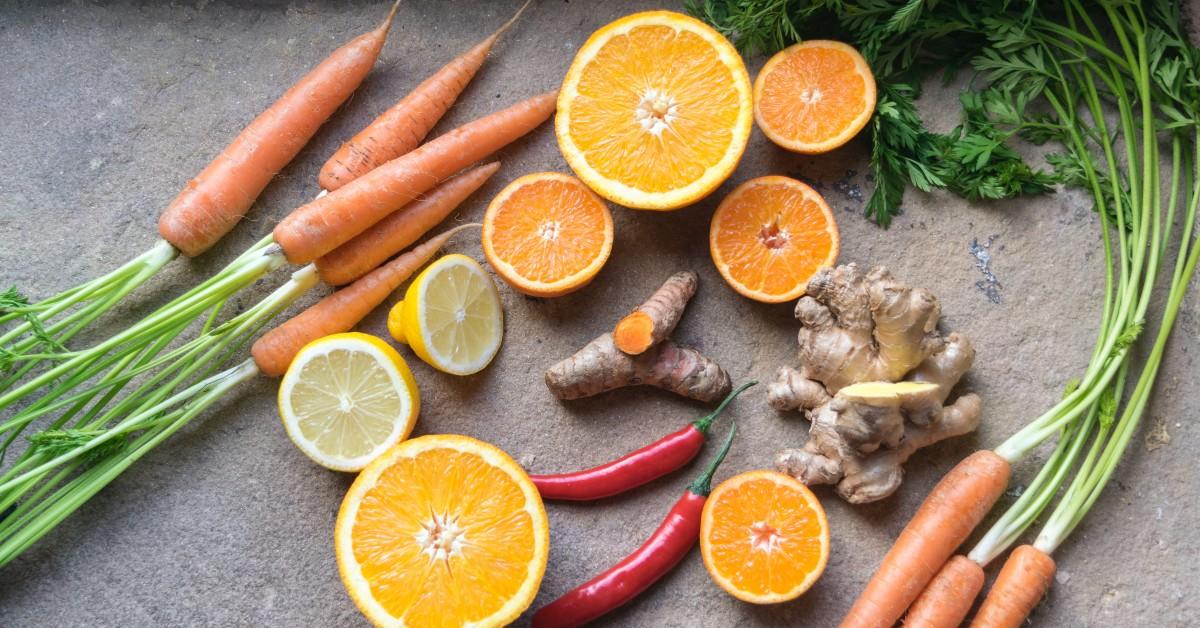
[
  {"left": 555, "top": 11, "right": 753, "bottom": 210},
  {"left": 709, "top": 175, "right": 839, "bottom": 303},
  {"left": 336, "top": 434, "right": 549, "bottom": 627},
  {"left": 754, "top": 40, "right": 877, "bottom": 154},
  {"left": 277, "top": 332, "right": 419, "bottom": 472},
  {"left": 700, "top": 470, "right": 830, "bottom": 604},
  {"left": 482, "top": 172, "right": 613, "bottom": 297},
  {"left": 388, "top": 254, "right": 503, "bottom": 376}
]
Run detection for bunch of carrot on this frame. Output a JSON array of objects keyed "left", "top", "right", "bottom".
[
  {"left": 0, "top": 0, "right": 556, "bottom": 565},
  {"left": 839, "top": 2, "right": 1200, "bottom": 626}
]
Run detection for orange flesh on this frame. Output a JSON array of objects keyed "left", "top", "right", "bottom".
[
  {"left": 486, "top": 177, "right": 610, "bottom": 286},
  {"left": 757, "top": 46, "right": 870, "bottom": 147},
  {"left": 568, "top": 25, "right": 742, "bottom": 193},
  {"left": 703, "top": 472, "right": 829, "bottom": 601},
  {"left": 710, "top": 177, "right": 838, "bottom": 301},
  {"left": 350, "top": 447, "right": 536, "bottom": 624}
]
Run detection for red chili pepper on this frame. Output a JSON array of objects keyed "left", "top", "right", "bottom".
[
  {"left": 531, "top": 423, "right": 739, "bottom": 628},
  {"left": 530, "top": 381, "right": 755, "bottom": 501}
]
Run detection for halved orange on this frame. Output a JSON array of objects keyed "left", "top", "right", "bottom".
[
  {"left": 556, "top": 11, "right": 753, "bottom": 210},
  {"left": 336, "top": 434, "right": 549, "bottom": 627},
  {"left": 700, "top": 470, "right": 830, "bottom": 604},
  {"left": 754, "top": 40, "right": 877, "bottom": 154},
  {"left": 482, "top": 172, "right": 614, "bottom": 297},
  {"left": 709, "top": 176, "right": 839, "bottom": 303}
]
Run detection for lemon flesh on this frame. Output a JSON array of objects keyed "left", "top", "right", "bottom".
[
  {"left": 278, "top": 333, "right": 419, "bottom": 472},
  {"left": 395, "top": 254, "right": 504, "bottom": 376}
]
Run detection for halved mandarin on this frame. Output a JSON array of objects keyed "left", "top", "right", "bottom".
[
  {"left": 482, "top": 172, "right": 614, "bottom": 297},
  {"left": 336, "top": 434, "right": 549, "bottom": 627},
  {"left": 556, "top": 11, "right": 753, "bottom": 210},
  {"left": 700, "top": 470, "right": 830, "bottom": 604},
  {"left": 754, "top": 40, "right": 877, "bottom": 154},
  {"left": 709, "top": 176, "right": 839, "bottom": 303}
]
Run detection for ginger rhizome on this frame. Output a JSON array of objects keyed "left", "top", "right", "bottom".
[
  {"left": 545, "top": 271, "right": 732, "bottom": 402},
  {"left": 770, "top": 264, "right": 981, "bottom": 503}
]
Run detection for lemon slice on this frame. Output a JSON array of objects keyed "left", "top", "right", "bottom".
[
  {"left": 388, "top": 254, "right": 504, "bottom": 376},
  {"left": 277, "top": 332, "right": 420, "bottom": 472}
]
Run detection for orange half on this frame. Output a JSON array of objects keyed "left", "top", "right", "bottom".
[
  {"left": 556, "top": 11, "right": 753, "bottom": 210},
  {"left": 483, "top": 172, "right": 614, "bottom": 298},
  {"left": 335, "top": 434, "right": 549, "bottom": 627},
  {"left": 754, "top": 40, "right": 877, "bottom": 154},
  {"left": 709, "top": 176, "right": 839, "bottom": 303},
  {"left": 700, "top": 470, "right": 830, "bottom": 604}
]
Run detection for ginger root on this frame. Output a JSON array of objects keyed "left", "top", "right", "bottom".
[
  {"left": 771, "top": 264, "right": 982, "bottom": 503},
  {"left": 545, "top": 271, "right": 731, "bottom": 402}
]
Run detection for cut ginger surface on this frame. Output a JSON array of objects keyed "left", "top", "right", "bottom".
[
  {"left": 335, "top": 434, "right": 549, "bottom": 627},
  {"left": 709, "top": 175, "right": 839, "bottom": 303},
  {"left": 700, "top": 470, "right": 830, "bottom": 604}
]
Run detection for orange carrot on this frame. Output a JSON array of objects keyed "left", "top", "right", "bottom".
[
  {"left": 841, "top": 450, "right": 1011, "bottom": 628},
  {"left": 315, "top": 161, "right": 499, "bottom": 286},
  {"left": 274, "top": 90, "right": 554, "bottom": 262},
  {"left": 157, "top": 1, "right": 401, "bottom": 257},
  {"left": 903, "top": 555, "right": 985, "bottom": 628},
  {"left": 274, "top": 91, "right": 556, "bottom": 264},
  {"left": 318, "top": 0, "right": 531, "bottom": 191},
  {"left": 969, "top": 545, "right": 1056, "bottom": 628},
  {"left": 252, "top": 223, "right": 479, "bottom": 377}
]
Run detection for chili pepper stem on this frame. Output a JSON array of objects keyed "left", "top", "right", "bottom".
[
  {"left": 688, "top": 422, "right": 737, "bottom": 497},
  {"left": 692, "top": 380, "right": 757, "bottom": 434}
]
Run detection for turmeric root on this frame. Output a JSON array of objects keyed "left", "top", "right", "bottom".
[
  {"left": 545, "top": 333, "right": 731, "bottom": 402},
  {"left": 770, "top": 264, "right": 982, "bottom": 503},
  {"left": 546, "top": 271, "right": 730, "bottom": 402},
  {"left": 613, "top": 271, "right": 697, "bottom": 355}
]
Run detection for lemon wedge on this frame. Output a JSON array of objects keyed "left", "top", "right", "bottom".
[
  {"left": 277, "top": 332, "right": 419, "bottom": 472},
  {"left": 388, "top": 254, "right": 504, "bottom": 376}
]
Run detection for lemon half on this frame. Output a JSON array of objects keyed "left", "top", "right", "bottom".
[
  {"left": 278, "top": 332, "right": 419, "bottom": 472},
  {"left": 388, "top": 254, "right": 504, "bottom": 376}
]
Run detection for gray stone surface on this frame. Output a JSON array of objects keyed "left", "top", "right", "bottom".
[{"left": 0, "top": 1, "right": 1196, "bottom": 626}]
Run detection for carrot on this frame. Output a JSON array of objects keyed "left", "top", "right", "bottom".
[
  {"left": 252, "top": 223, "right": 479, "bottom": 377},
  {"left": 156, "top": 1, "right": 401, "bottom": 257},
  {"left": 903, "top": 555, "right": 985, "bottom": 628},
  {"left": 841, "top": 450, "right": 1011, "bottom": 628},
  {"left": 273, "top": 91, "right": 557, "bottom": 264},
  {"left": 315, "top": 162, "right": 499, "bottom": 286},
  {"left": 969, "top": 545, "right": 1056, "bottom": 628},
  {"left": 318, "top": 0, "right": 531, "bottom": 191}
]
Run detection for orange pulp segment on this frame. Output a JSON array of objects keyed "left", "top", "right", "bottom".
[
  {"left": 709, "top": 176, "right": 839, "bottom": 303},
  {"left": 556, "top": 11, "right": 753, "bottom": 210},
  {"left": 754, "top": 40, "right": 877, "bottom": 154},
  {"left": 700, "top": 470, "right": 830, "bottom": 604},
  {"left": 336, "top": 434, "right": 549, "bottom": 627},
  {"left": 483, "top": 172, "right": 613, "bottom": 297}
]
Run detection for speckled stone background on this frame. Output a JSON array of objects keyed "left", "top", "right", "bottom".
[{"left": 0, "top": 1, "right": 1197, "bottom": 626}]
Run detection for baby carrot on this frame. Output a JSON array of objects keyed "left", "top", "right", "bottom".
[
  {"left": 273, "top": 91, "right": 557, "bottom": 264},
  {"left": 970, "top": 545, "right": 1056, "bottom": 628},
  {"left": 251, "top": 223, "right": 478, "bottom": 377},
  {"left": 158, "top": 0, "right": 401, "bottom": 257},
  {"left": 903, "top": 555, "right": 985, "bottom": 628},
  {"left": 315, "top": 162, "right": 499, "bottom": 286},
  {"left": 840, "top": 450, "right": 1011, "bottom": 628},
  {"left": 318, "top": 0, "right": 531, "bottom": 191}
]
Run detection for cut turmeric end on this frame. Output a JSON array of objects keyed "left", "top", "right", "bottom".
[{"left": 613, "top": 311, "right": 656, "bottom": 354}]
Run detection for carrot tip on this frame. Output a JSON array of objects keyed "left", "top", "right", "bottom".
[
  {"left": 379, "top": 0, "right": 403, "bottom": 35},
  {"left": 494, "top": 0, "right": 534, "bottom": 40}
]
